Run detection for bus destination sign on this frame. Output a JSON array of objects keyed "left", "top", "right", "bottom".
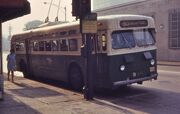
[{"left": 120, "top": 20, "right": 148, "bottom": 28}]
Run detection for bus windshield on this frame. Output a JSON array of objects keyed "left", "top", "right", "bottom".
[
  {"left": 111, "top": 29, "right": 155, "bottom": 49},
  {"left": 134, "top": 29, "right": 155, "bottom": 47},
  {"left": 111, "top": 31, "right": 135, "bottom": 49}
]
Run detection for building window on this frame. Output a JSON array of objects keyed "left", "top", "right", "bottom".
[{"left": 169, "top": 9, "right": 180, "bottom": 48}]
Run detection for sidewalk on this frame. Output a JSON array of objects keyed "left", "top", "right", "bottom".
[
  {"left": 158, "top": 61, "right": 180, "bottom": 66},
  {"left": 0, "top": 75, "right": 136, "bottom": 114},
  {"left": 0, "top": 75, "right": 3, "bottom": 100}
]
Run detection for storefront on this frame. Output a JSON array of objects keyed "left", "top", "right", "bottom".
[{"left": 0, "top": 0, "right": 30, "bottom": 100}]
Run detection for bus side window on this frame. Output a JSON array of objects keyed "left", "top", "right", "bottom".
[
  {"left": 69, "top": 39, "right": 78, "bottom": 51},
  {"left": 45, "top": 41, "right": 52, "bottom": 51},
  {"left": 102, "top": 34, "right": 107, "bottom": 51},
  {"left": 60, "top": 39, "right": 68, "bottom": 51},
  {"left": 16, "top": 42, "right": 25, "bottom": 51},
  {"left": 39, "top": 41, "right": 45, "bottom": 51},
  {"left": 52, "top": 40, "right": 59, "bottom": 51},
  {"left": 15, "top": 42, "right": 20, "bottom": 51},
  {"left": 33, "top": 41, "right": 39, "bottom": 51}
]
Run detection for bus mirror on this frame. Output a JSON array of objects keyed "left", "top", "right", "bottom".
[{"left": 81, "top": 45, "right": 88, "bottom": 58}]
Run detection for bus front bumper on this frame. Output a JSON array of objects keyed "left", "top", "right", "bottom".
[{"left": 113, "top": 73, "right": 158, "bottom": 87}]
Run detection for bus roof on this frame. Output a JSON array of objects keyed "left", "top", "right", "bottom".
[
  {"left": 12, "top": 14, "right": 154, "bottom": 39},
  {"left": 98, "top": 14, "right": 152, "bottom": 20}
]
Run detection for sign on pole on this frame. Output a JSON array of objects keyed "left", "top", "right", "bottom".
[{"left": 80, "top": 13, "right": 97, "bottom": 34}]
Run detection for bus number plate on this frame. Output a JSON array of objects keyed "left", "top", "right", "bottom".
[{"left": 150, "top": 67, "right": 155, "bottom": 72}]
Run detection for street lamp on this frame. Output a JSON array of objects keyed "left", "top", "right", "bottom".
[{"left": 44, "top": 1, "right": 67, "bottom": 22}]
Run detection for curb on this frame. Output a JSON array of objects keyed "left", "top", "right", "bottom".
[{"left": 157, "top": 61, "right": 180, "bottom": 67}]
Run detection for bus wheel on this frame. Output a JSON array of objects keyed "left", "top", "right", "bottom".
[{"left": 68, "top": 66, "right": 83, "bottom": 91}]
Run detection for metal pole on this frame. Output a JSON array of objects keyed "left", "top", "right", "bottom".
[
  {"left": 0, "top": 23, "right": 2, "bottom": 74},
  {"left": 83, "top": 33, "right": 94, "bottom": 100},
  {"left": 45, "top": 0, "right": 54, "bottom": 22},
  {"left": 56, "top": 0, "right": 61, "bottom": 22},
  {"left": 0, "top": 22, "right": 4, "bottom": 100}
]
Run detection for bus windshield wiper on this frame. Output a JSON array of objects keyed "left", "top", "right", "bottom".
[{"left": 121, "top": 33, "right": 132, "bottom": 49}]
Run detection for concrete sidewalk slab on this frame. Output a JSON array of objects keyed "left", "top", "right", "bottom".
[{"left": 0, "top": 76, "right": 135, "bottom": 114}]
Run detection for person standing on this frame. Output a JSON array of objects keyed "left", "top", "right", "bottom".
[{"left": 7, "top": 49, "right": 16, "bottom": 82}]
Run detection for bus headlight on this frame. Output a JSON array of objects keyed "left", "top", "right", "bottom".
[
  {"left": 150, "top": 59, "right": 155, "bottom": 65},
  {"left": 120, "top": 65, "right": 125, "bottom": 71}
]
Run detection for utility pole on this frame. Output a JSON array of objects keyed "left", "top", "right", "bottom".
[{"left": 72, "top": 0, "right": 97, "bottom": 100}]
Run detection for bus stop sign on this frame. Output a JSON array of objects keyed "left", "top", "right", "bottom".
[{"left": 80, "top": 13, "right": 97, "bottom": 34}]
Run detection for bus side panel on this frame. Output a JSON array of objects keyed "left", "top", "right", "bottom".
[
  {"left": 29, "top": 54, "right": 67, "bottom": 81},
  {"left": 29, "top": 54, "right": 86, "bottom": 83}
]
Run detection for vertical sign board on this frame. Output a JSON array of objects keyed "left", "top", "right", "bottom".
[
  {"left": 82, "top": 20, "right": 97, "bottom": 33},
  {"left": 81, "top": 13, "right": 97, "bottom": 34}
]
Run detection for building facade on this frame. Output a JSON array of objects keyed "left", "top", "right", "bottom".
[{"left": 93, "top": 0, "right": 180, "bottom": 61}]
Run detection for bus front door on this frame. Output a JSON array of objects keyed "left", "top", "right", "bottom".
[
  {"left": 94, "top": 30, "right": 108, "bottom": 81},
  {"left": 23, "top": 39, "right": 31, "bottom": 77}
]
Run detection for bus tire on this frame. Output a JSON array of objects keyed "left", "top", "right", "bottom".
[{"left": 68, "top": 65, "right": 84, "bottom": 91}]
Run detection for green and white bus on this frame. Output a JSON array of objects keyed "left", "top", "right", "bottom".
[{"left": 11, "top": 15, "right": 158, "bottom": 90}]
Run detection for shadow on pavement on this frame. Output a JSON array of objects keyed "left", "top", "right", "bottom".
[{"left": 0, "top": 92, "right": 41, "bottom": 114}]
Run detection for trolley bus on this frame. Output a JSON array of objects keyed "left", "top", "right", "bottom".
[{"left": 11, "top": 15, "right": 158, "bottom": 90}]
